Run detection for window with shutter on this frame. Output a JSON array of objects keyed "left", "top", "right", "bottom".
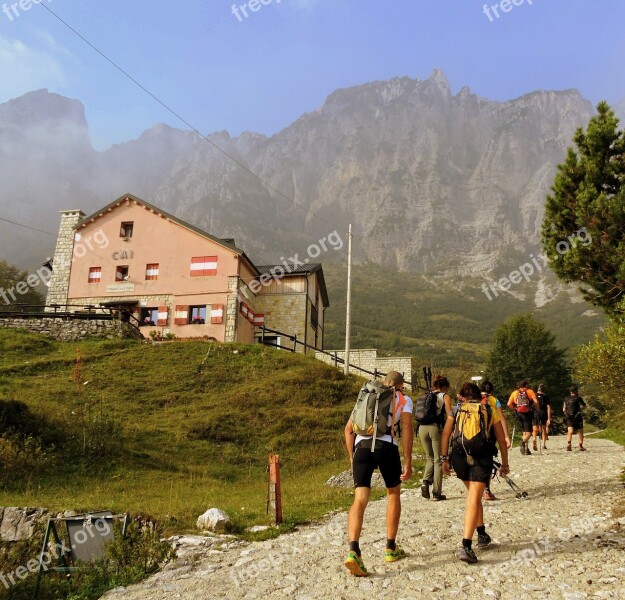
[
  {"left": 174, "top": 305, "right": 190, "bottom": 325},
  {"left": 88, "top": 267, "right": 101, "bottom": 283},
  {"left": 190, "top": 256, "right": 218, "bottom": 277},
  {"left": 210, "top": 304, "right": 224, "bottom": 324},
  {"left": 157, "top": 306, "right": 169, "bottom": 326},
  {"left": 145, "top": 263, "right": 159, "bottom": 280}
]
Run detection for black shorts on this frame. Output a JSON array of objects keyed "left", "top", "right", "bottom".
[
  {"left": 516, "top": 411, "right": 534, "bottom": 433},
  {"left": 450, "top": 451, "right": 493, "bottom": 485},
  {"left": 566, "top": 415, "right": 584, "bottom": 431},
  {"left": 352, "top": 440, "right": 402, "bottom": 489},
  {"left": 533, "top": 410, "right": 548, "bottom": 427}
]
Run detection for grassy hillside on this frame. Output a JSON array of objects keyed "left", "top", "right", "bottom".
[
  {"left": 323, "top": 263, "right": 606, "bottom": 366},
  {"left": 0, "top": 330, "right": 366, "bottom": 532}
]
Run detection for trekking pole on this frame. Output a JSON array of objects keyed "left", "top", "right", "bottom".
[{"left": 510, "top": 424, "right": 516, "bottom": 449}]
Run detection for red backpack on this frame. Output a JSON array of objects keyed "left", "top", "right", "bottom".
[{"left": 516, "top": 389, "right": 531, "bottom": 413}]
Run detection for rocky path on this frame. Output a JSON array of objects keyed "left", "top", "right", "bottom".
[{"left": 104, "top": 437, "right": 625, "bottom": 599}]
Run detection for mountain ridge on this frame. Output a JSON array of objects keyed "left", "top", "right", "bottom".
[{"left": 0, "top": 72, "right": 605, "bottom": 280}]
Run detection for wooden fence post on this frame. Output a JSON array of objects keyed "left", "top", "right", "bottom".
[{"left": 268, "top": 454, "right": 283, "bottom": 525}]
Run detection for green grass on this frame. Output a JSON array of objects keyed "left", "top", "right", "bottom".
[
  {"left": 0, "top": 330, "right": 368, "bottom": 533},
  {"left": 594, "top": 412, "right": 625, "bottom": 447}
]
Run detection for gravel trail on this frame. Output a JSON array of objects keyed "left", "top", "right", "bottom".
[{"left": 104, "top": 436, "right": 625, "bottom": 599}]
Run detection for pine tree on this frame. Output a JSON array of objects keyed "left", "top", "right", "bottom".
[
  {"left": 485, "top": 314, "right": 570, "bottom": 401},
  {"left": 542, "top": 102, "right": 625, "bottom": 320}
]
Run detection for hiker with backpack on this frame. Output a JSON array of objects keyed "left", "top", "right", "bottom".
[
  {"left": 532, "top": 383, "right": 552, "bottom": 451},
  {"left": 440, "top": 382, "right": 510, "bottom": 564},
  {"left": 416, "top": 373, "right": 452, "bottom": 501},
  {"left": 507, "top": 380, "right": 540, "bottom": 455},
  {"left": 343, "top": 371, "right": 413, "bottom": 577},
  {"left": 480, "top": 380, "right": 511, "bottom": 501},
  {"left": 564, "top": 385, "right": 587, "bottom": 452}
]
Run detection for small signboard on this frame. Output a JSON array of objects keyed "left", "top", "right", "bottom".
[{"left": 106, "top": 283, "right": 136, "bottom": 293}]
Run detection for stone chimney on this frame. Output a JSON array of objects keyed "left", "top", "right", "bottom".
[{"left": 45, "top": 210, "right": 85, "bottom": 309}]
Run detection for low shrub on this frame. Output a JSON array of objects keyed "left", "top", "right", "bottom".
[{"left": 0, "top": 518, "right": 175, "bottom": 600}]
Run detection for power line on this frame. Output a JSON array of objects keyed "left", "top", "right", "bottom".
[
  {"left": 37, "top": 2, "right": 342, "bottom": 234},
  {"left": 0, "top": 215, "right": 57, "bottom": 237}
]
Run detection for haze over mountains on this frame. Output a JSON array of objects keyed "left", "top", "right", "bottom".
[{"left": 0, "top": 70, "right": 618, "bottom": 287}]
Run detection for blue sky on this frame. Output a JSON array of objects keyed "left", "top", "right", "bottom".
[{"left": 1, "top": 0, "right": 624, "bottom": 150}]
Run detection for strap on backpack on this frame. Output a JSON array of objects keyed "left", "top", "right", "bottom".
[
  {"left": 370, "top": 390, "right": 383, "bottom": 453},
  {"left": 370, "top": 385, "right": 401, "bottom": 453}
]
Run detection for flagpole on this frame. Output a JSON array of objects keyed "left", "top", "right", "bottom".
[{"left": 344, "top": 224, "right": 352, "bottom": 376}]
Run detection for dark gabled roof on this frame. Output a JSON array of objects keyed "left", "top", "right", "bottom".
[
  {"left": 76, "top": 193, "right": 260, "bottom": 275},
  {"left": 256, "top": 263, "right": 323, "bottom": 275},
  {"left": 256, "top": 263, "right": 329, "bottom": 308}
]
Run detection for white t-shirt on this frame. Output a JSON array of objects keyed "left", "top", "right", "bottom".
[
  {"left": 436, "top": 392, "right": 447, "bottom": 417},
  {"left": 355, "top": 392, "right": 413, "bottom": 447}
]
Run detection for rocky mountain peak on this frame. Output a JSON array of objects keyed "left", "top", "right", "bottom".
[
  {"left": 0, "top": 89, "right": 88, "bottom": 130},
  {"left": 0, "top": 77, "right": 607, "bottom": 278}
]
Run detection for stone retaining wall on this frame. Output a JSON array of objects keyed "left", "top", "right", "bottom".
[
  {"left": 0, "top": 317, "right": 143, "bottom": 342},
  {"left": 0, "top": 508, "right": 49, "bottom": 542},
  {"left": 315, "top": 349, "right": 414, "bottom": 389}
]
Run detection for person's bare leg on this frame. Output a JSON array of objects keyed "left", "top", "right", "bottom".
[
  {"left": 348, "top": 487, "right": 370, "bottom": 542},
  {"left": 579, "top": 428, "right": 584, "bottom": 448},
  {"left": 463, "top": 481, "right": 486, "bottom": 540},
  {"left": 386, "top": 485, "right": 401, "bottom": 540},
  {"left": 567, "top": 426, "right": 574, "bottom": 445}
]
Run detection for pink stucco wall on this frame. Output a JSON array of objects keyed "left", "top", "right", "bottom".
[{"left": 66, "top": 198, "right": 253, "bottom": 340}]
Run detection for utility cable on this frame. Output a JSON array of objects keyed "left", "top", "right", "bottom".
[{"left": 36, "top": 2, "right": 343, "bottom": 235}]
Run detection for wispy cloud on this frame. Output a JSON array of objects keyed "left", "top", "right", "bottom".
[{"left": 0, "top": 34, "right": 70, "bottom": 102}]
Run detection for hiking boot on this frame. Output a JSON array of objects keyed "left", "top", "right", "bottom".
[
  {"left": 477, "top": 532, "right": 492, "bottom": 548},
  {"left": 579, "top": 444, "right": 586, "bottom": 452},
  {"left": 520, "top": 442, "right": 525, "bottom": 455},
  {"left": 432, "top": 493, "right": 446, "bottom": 501},
  {"left": 525, "top": 445, "right": 532, "bottom": 456},
  {"left": 567, "top": 443, "right": 572, "bottom": 451},
  {"left": 533, "top": 440, "right": 538, "bottom": 452},
  {"left": 456, "top": 545, "right": 478, "bottom": 564},
  {"left": 483, "top": 488, "right": 497, "bottom": 501},
  {"left": 344, "top": 551, "right": 368, "bottom": 577},
  {"left": 421, "top": 483, "right": 431, "bottom": 499},
  {"left": 384, "top": 546, "right": 406, "bottom": 563}
]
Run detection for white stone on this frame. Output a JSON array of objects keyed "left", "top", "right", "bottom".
[{"left": 196, "top": 508, "right": 230, "bottom": 533}]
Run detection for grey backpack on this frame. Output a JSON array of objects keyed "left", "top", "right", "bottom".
[{"left": 351, "top": 380, "right": 395, "bottom": 451}]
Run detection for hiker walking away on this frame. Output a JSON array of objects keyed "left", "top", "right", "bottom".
[
  {"left": 441, "top": 383, "right": 510, "bottom": 564},
  {"left": 343, "top": 371, "right": 413, "bottom": 576},
  {"left": 480, "top": 380, "right": 511, "bottom": 501},
  {"left": 417, "top": 374, "right": 452, "bottom": 501},
  {"left": 532, "top": 383, "right": 552, "bottom": 451},
  {"left": 507, "top": 380, "right": 539, "bottom": 455},
  {"left": 564, "top": 385, "right": 587, "bottom": 452}
]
